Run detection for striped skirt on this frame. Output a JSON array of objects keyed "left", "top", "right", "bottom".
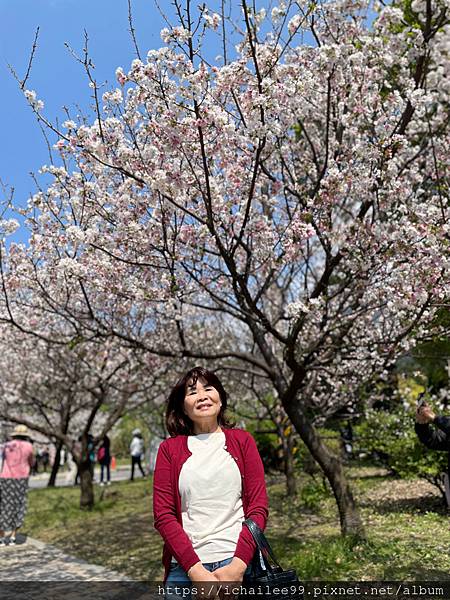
[{"left": 0, "top": 478, "right": 28, "bottom": 531}]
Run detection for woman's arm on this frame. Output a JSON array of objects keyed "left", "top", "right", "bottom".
[
  {"left": 236, "top": 431, "right": 269, "bottom": 557},
  {"left": 153, "top": 440, "right": 202, "bottom": 575},
  {"left": 415, "top": 406, "right": 449, "bottom": 451},
  {"left": 435, "top": 416, "right": 450, "bottom": 438}
]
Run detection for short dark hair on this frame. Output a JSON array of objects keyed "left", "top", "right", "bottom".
[{"left": 166, "top": 366, "right": 234, "bottom": 437}]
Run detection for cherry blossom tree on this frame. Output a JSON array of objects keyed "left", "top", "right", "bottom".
[
  {"left": 0, "top": 296, "right": 171, "bottom": 508},
  {"left": 2, "top": 0, "right": 450, "bottom": 533}
]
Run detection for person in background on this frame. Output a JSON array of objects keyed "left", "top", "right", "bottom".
[
  {"left": 0, "top": 425, "right": 35, "bottom": 546},
  {"left": 415, "top": 399, "right": 450, "bottom": 507},
  {"left": 65, "top": 449, "right": 77, "bottom": 485},
  {"left": 73, "top": 436, "right": 82, "bottom": 486},
  {"left": 59, "top": 447, "right": 66, "bottom": 468},
  {"left": 35, "top": 447, "right": 43, "bottom": 474},
  {"left": 130, "top": 429, "right": 145, "bottom": 481},
  {"left": 30, "top": 441, "right": 38, "bottom": 476},
  {"left": 87, "top": 433, "right": 96, "bottom": 482},
  {"left": 98, "top": 435, "right": 112, "bottom": 486},
  {"left": 41, "top": 446, "right": 50, "bottom": 473}
]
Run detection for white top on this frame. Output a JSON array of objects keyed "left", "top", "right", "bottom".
[
  {"left": 178, "top": 431, "right": 245, "bottom": 562},
  {"left": 130, "top": 436, "right": 144, "bottom": 457}
]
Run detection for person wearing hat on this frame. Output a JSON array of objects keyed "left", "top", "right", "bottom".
[
  {"left": 130, "top": 428, "right": 145, "bottom": 481},
  {"left": 0, "top": 424, "right": 35, "bottom": 546}
]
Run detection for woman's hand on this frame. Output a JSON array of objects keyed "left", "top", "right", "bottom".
[
  {"left": 188, "top": 562, "right": 221, "bottom": 599},
  {"left": 416, "top": 405, "right": 436, "bottom": 424},
  {"left": 187, "top": 561, "right": 220, "bottom": 582},
  {"left": 213, "top": 557, "right": 247, "bottom": 583}
]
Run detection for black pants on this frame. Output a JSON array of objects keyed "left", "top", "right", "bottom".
[
  {"left": 131, "top": 455, "right": 145, "bottom": 480},
  {"left": 100, "top": 462, "right": 111, "bottom": 483}
]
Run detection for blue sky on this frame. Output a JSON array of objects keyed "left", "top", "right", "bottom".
[
  {"left": 0, "top": 0, "right": 166, "bottom": 223},
  {"left": 0, "top": 0, "right": 293, "bottom": 245},
  {"left": 0, "top": 1, "right": 251, "bottom": 217}
]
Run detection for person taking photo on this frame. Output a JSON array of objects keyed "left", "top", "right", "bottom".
[{"left": 415, "top": 398, "right": 450, "bottom": 507}]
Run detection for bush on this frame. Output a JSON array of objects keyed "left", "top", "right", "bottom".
[
  {"left": 252, "top": 429, "right": 285, "bottom": 473},
  {"left": 353, "top": 406, "right": 448, "bottom": 501},
  {"left": 244, "top": 421, "right": 282, "bottom": 473},
  {"left": 247, "top": 420, "right": 302, "bottom": 474},
  {"left": 300, "top": 479, "right": 331, "bottom": 511}
]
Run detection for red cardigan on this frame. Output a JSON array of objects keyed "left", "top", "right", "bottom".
[{"left": 153, "top": 428, "right": 268, "bottom": 581}]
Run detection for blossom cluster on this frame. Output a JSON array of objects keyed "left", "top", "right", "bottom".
[{"left": 1, "top": 0, "right": 449, "bottom": 431}]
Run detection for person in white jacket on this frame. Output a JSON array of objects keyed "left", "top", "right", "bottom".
[{"left": 130, "top": 429, "right": 145, "bottom": 480}]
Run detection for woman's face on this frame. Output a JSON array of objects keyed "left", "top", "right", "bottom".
[{"left": 183, "top": 377, "right": 222, "bottom": 427}]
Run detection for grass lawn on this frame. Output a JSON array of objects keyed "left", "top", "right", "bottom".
[{"left": 23, "top": 466, "right": 450, "bottom": 581}]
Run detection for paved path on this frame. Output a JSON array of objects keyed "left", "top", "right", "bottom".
[
  {"left": 29, "top": 465, "right": 144, "bottom": 489},
  {"left": 0, "top": 535, "right": 151, "bottom": 599}
]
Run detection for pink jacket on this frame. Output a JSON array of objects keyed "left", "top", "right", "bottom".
[
  {"left": 0, "top": 439, "right": 34, "bottom": 479},
  {"left": 153, "top": 428, "right": 268, "bottom": 581}
]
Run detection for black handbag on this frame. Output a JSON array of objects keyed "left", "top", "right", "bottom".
[{"left": 243, "top": 519, "right": 303, "bottom": 598}]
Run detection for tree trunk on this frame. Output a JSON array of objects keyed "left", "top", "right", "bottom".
[
  {"left": 48, "top": 441, "right": 63, "bottom": 487},
  {"left": 49, "top": 408, "right": 71, "bottom": 487},
  {"left": 273, "top": 410, "right": 297, "bottom": 496},
  {"left": 79, "top": 458, "right": 94, "bottom": 510},
  {"left": 286, "top": 402, "right": 365, "bottom": 537},
  {"left": 71, "top": 434, "right": 95, "bottom": 510},
  {"left": 280, "top": 429, "right": 297, "bottom": 496}
]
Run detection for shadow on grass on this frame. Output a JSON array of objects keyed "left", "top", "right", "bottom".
[
  {"left": 348, "top": 471, "right": 391, "bottom": 480},
  {"left": 49, "top": 512, "right": 163, "bottom": 580},
  {"left": 26, "top": 474, "right": 449, "bottom": 581},
  {"left": 360, "top": 494, "right": 447, "bottom": 515}
]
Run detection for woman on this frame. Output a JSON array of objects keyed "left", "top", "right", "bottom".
[
  {"left": 153, "top": 366, "right": 268, "bottom": 587},
  {"left": 98, "top": 435, "right": 112, "bottom": 486},
  {"left": 0, "top": 424, "right": 35, "bottom": 546}
]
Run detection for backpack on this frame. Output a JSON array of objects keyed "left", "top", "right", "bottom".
[{"left": 97, "top": 446, "right": 106, "bottom": 462}]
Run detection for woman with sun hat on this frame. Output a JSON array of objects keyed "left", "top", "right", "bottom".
[{"left": 0, "top": 424, "right": 35, "bottom": 546}]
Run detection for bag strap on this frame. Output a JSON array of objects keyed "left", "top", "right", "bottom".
[{"left": 243, "top": 519, "right": 283, "bottom": 573}]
